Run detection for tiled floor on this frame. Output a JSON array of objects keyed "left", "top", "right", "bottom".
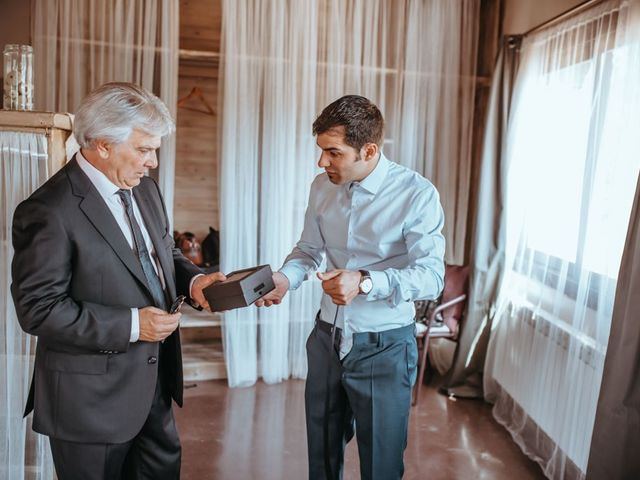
[{"left": 174, "top": 378, "right": 545, "bottom": 479}]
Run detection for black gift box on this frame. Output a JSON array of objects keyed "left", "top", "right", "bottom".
[{"left": 203, "top": 264, "right": 275, "bottom": 311}]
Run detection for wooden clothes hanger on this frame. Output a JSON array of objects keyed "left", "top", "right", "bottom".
[{"left": 177, "top": 86, "right": 215, "bottom": 115}]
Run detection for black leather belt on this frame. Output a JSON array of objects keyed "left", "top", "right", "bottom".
[{"left": 317, "top": 315, "right": 412, "bottom": 346}]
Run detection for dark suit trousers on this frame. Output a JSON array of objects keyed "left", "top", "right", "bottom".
[
  {"left": 49, "top": 354, "right": 180, "bottom": 480},
  {"left": 305, "top": 319, "right": 418, "bottom": 480}
]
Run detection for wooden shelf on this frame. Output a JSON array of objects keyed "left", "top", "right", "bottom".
[
  {"left": 179, "top": 304, "right": 222, "bottom": 328},
  {"left": 0, "top": 110, "right": 72, "bottom": 131},
  {"left": 180, "top": 304, "right": 226, "bottom": 381},
  {"left": 179, "top": 49, "right": 220, "bottom": 62},
  {"left": 182, "top": 338, "right": 226, "bottom": 381},
  {"left": 0, "top": 110, "right": 72, "bottom": 194}
]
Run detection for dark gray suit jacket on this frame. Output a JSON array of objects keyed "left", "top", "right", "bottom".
[{"left": 11, "top": 157, "right": 202, "bottom": 444}]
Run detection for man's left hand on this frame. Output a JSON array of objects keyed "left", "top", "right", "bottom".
[
  {"left": 190, "top": 272, "right": 227, "bottom": 311},
  {"left": 317, "top": 269, "right": 361, "bottom": 305}
]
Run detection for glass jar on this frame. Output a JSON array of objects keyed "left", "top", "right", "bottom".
[{"left": 3, "top": 44, "right": 34, "bottom": 110}]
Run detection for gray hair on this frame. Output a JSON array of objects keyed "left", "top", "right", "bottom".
[{"left": 73, "top": 82, "right": 175, "bottom": 148}]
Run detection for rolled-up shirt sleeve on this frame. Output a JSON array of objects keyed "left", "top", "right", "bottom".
[
  {"left": 279, "top": 183, "right": 325, "bottom": 290},
  {"left": 369, "top": 185, "right": 445, "bottom": 305}
]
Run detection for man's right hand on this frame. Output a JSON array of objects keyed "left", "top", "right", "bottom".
[
  {"left": 255, "top": 272, "right": 290, "bottom": 307},
  {"left": 139, "top": 306, "right": 182, "bottom": 342}
]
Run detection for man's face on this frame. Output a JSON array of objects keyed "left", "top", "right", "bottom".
[
  {"left": 103, "top": 129, "right": 161, "bottom": 189},
  {"left": 316, "top": 127, "right": 369, "bottom": 185}
]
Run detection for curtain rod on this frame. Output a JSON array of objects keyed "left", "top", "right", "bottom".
[{"left": 523, "top": 0, "right": 606, "bottom": 37}]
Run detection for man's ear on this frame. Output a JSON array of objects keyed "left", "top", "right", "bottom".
[
  {"left": 361, "top": 142, "right": 379, "bottom": 162},
  {"left": 95, "top": 139, "right": 112, "bottom": 159}
]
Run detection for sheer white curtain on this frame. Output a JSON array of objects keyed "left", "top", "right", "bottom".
[
  {"left": 220, "top": 0, "right": 480, "bottom": 386},
  {"left": 484, "top": 1, "right": 640, "bottom": 478},
  {"left": 1, "top": 132, "right": 54, "bottom": 479},
  {"left": 315, "top": 0, "right": 479, "bottom": 265},
  {"left": 220, "top": 0, "right": 323, "bottom": 386},
  {"left": 32, "top": 0, "right": 179, "bottom": 223}
]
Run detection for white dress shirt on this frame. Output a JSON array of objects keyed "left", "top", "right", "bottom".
[
  {"left": 279, "top": 153, "right": 446, "bottom": 357},
  {"left": 76, "top": 151, "right": 163, "bottom": 343}
]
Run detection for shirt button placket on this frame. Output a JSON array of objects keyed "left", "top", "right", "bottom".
[
  {"left": 345, "top": 193, "right": 356, "bottom": 270},
  {"left": 345, "top": 190, "right": 354, "bottom": 335}
]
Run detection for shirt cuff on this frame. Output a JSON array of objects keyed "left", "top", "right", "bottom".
[
  {"left": 189, "top": 273, "right": 204, "bottom": 299},
  {"left": 368, "top": 270, "right": 391, "bottom": 300},
  {"left": 130, "top": 308, "right": 140, "bottom": 343},
  {"left": 278, "top": 264, "right": 303, "bottom": 290}
]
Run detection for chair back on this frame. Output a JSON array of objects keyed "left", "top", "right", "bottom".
[{"left": 440, "top": 264, "right": 470, "bottom": 335}]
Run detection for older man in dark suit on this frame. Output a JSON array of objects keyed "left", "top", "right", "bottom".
[{"left": 11, "top": 82, "right": 223, "bottom": 479}]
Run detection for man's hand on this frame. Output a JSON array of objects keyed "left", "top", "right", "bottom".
[
  {"left": 191, "top": 272, "right": 227, "bottom": 311},
  {"left": 255, "top": 272, "right": 290, "bottom": 307},
  {"left": 317, "top": 269, "right": 361, "bottom": 305},
  {"left": 139, "top": 306, "right": 182, "bottom": 342}
]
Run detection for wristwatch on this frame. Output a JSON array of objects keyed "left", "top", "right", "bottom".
[{"left": 358, "top": 270, "right": 373, "bottom": 295}]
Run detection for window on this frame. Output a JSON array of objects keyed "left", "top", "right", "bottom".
[{"left": 505, "top": 13, "right": 640, "bottom": 340}]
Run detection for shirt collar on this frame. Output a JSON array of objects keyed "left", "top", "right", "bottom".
[
  {"left": 76, "top": 150, "right": 122, "bottom": 200},
  {"left": 351, "top": 152, "right": 389, "bottom": 195}
]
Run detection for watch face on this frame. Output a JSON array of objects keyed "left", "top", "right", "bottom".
[{"left": 361, "top": 277, "right": 373, "bottom": 294}]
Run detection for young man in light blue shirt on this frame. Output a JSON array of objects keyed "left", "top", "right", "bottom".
[{"left": 257, "top": 95, "right": 445, "bottom": 479}]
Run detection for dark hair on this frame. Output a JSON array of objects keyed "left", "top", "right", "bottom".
[{"left": 312, "top": 95, "right": 384, "bottom": 151}]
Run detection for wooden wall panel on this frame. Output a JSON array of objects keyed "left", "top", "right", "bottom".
[
  {"left": 174, "top": 0, "right": 222, "bottom": 240},
  {"left": 179, "top": 0, "right": 222, "bottom": 52}
]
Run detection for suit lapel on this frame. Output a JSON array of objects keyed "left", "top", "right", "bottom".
[
  {"left": 133, "top": 184, "right": 177, "bottom": 300},
  {"left": 66, "top": 158, "right": 151, "bottom": 296}
]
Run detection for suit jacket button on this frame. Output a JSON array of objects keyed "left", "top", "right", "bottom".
[{"left": 148, "top": 356, "right": 157, "bottom": 364}]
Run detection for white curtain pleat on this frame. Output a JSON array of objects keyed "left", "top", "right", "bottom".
[
  {"left": 32, "top": 0, "right": 179, "bottom": 224},
  {"left": 220, "top": 0, "right": 262, "bottom": 386},
  {"left": 484, "top": 1, "right": 640, "bottom": 478},
  {"left": 220, "top": 0, "right": 323, "bottom": 386},
  {"left": 0, "top": 132, "right": 54, "bottom": 479},
  {"left": 158, "top": 0, "right": 180, "bottom": 226},
  {"left": 220, "top": 0, "right": 480, "bottom": 387}
]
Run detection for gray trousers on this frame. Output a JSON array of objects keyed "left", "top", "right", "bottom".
[{"left": 305, "top": 319, "right": 418, "bottom": 480}]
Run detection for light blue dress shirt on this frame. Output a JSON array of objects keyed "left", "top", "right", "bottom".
[{"left": 279, "top": 153, "right": 445, "bottom": 357}]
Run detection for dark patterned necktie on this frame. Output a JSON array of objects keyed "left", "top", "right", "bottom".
[{"left": 117, "top": 189, "right": 168, "bottom": 311}]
